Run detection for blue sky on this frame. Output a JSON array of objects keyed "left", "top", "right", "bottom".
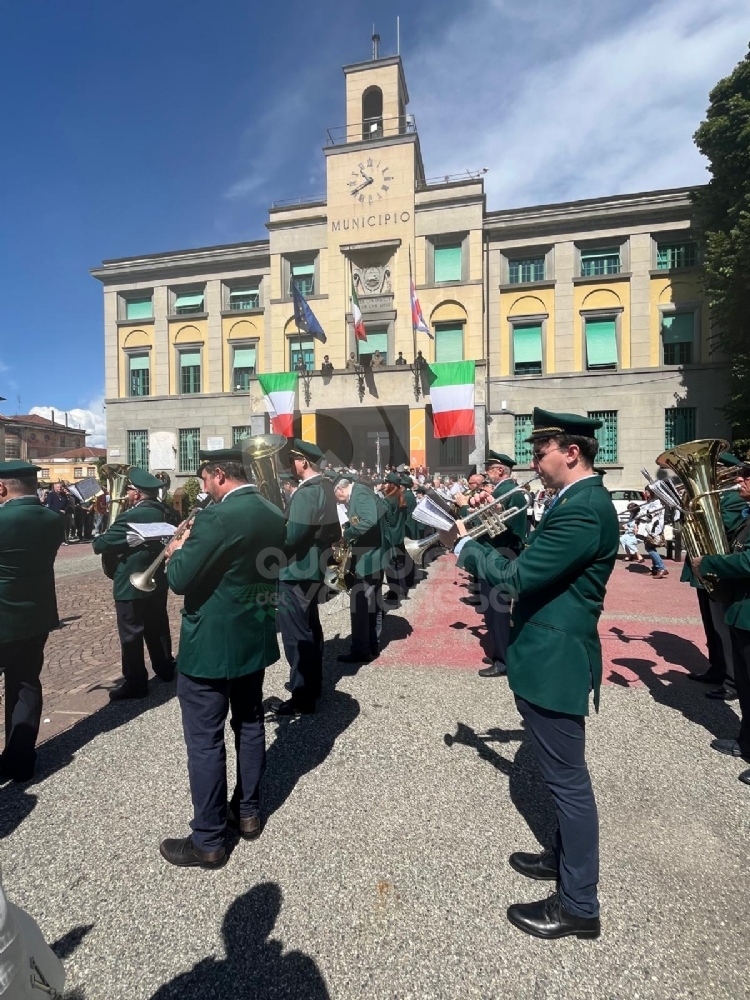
[{"left": 1, "top": 0, "right": 748, "bottom": 445}]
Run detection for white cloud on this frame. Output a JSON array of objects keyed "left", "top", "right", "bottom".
[
  {"left": 30, "top": 396, "right": 106, "bottom": 449},
  {"left": 409, "top": 0, "right": 750, "bottom": 207}
]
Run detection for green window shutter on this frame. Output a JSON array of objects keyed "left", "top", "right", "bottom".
[
  {"left": 174, "top": 292, "right": 204, "bottom": 310},
  {"left": 180, "top": 351, "right": 201, "bottom": 368},
  {"left": 435, "top": 325, "right": 464, "bottom": 362},
  {"left": 588, "top": 410, "right": 618, "bottom": 463},
  {"left": 129, "top": 354, "right": 149, "bottom": 370},
  {"left": 126, "top": 298, "right": 152, "bottom": 320},
  {"left": 514, "top": 415, "right": 534, "bottom": 465},
  {"left": 513, "top": 325, "right": 542, "bottom": 363},
  {"left": 665, "top": 407, "right": 696, "bottom": 449},
  {"left": 661, "top": 313, "right": 693, "bottom": 344},
  {"left": 291, "top": 263, "right": 315, "bottom": 277},
  {"left": 233, "top": 347, "right": 256, "bottom": 368},
  {"left": 434, "top": 245, "right": 462, "bottom": 283},
  {"left": 179, "top": 429, "right": 200, "bottom": 473},
  {"left": 580, "top": 249, "right": 620, "bottom": 276},
  {"left": 358, "top": 332, "right": 388, "bottom": 360},
  {"left": 585, "top": 319, "right": 618, "bottom": 368}
]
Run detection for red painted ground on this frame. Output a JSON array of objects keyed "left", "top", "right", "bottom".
[{"left": 378, "top": 554, "right": 710, "bottom": 687}]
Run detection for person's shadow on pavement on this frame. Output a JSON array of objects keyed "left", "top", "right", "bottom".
[{"left": 148, "top": 882, "right": 329, "bottom": 1000}]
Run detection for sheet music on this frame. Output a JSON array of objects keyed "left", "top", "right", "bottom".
[
  {"left": 412, "top": 497, "right": 455, "bottom": 531},
  {"left": 126, "top": 522, "right": 178, "bottom": 539}
]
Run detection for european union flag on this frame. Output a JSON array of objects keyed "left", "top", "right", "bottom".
[{"left": 292, "top": 283, "right": 326, "bottom": 343}]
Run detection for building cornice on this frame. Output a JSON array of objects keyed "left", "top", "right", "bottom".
[
  {"left": 91, "top": 240, "right": 270, "bottom": 283},
  {"left": 341, "top": 55, "right": 409, "bottom": 105}
]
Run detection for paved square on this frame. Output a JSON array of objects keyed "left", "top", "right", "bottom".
[{"left": 1, "top": 549, "right": 748, "bottom": 999}]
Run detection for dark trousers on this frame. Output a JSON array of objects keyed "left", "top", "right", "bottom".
[
  {"left": 403, "top": 548, "right": 416, "bottom": 591},
  {"left": 729, "top": 626, "right": 750, "bottom": 754},
  {"left": 178, "top": 669, "right": 266, "bottom": 852},
  {"left": 697, "top": 588, "right": 727, "bottom": 681},
  {"left": 516, "top": 696, "right": 599, "bottom": 919},
  {"left": 349, "top": 571, "right": 383, "bottom": 657},
  {"left": 115, "top": 591, "right": 174, "bottom": 687},
  {"left": 480, "top": 580, "right": 511, "bottom": 670},
  {"left": 385, "top": 547, "right": 408, "bottom": 598},
  {"left": 0, "top": 633, "right": 48, "bottom": 779},
  {"left": 279, "top": 580, "right": 324, "bottom": 709}
]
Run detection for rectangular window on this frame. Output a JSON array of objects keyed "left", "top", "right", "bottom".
[
  {"left": 127, "top": 430, "right": 149, "bottom": 468},
  {"left": 662, "top": 312, "right": 694, "bottom": 365},
  {"left": 665, "top": 407, "right": 696, "bottom": 450},
  {"left": 179, "top": 428, "right": 201, "bottom": 474},
  {"left": 87, "top": 466, "right": 96, "bottom": 475},
  {"left": 179, "top": 350, "right": 201, "bottom": 394},
  {"left": 581, "top": 248, "right": 620, "bottom": 277},
  {"left": 585, "top": 318, "right": 618, "bottom": 369},
  {"left": 438, "top": 436, "right": 464, "bottom": 466},
  {"left": 232, "top": 426, "right": 252, "bottom": 445},
  {"left": 232, "top": 346, "right": 257, "bottom": 390},
  {"left": 289, "top": 337, "right": 314, "bottom": 371},
  {"left": 513, "top": 324, "right": 543, "bottom": 375},
  {"left": 514, "top": 415, "right": 534, "bottom": 465},
  {"left": 39, "top": 468, "right": 49, "bottom": 478},
  {"left": 588, "top": 410, "right": 618, "bottom": 463},
  {"left": 73, "top": 468, "right": 84, "bottom": 479},
  {"left": 125, "top": 296, "right": 152, "bottom": 321},
  {"left": 434, "top": 244, "right": 462, "bottom": 283},
  {"left": 509, "top": 257, "right": 545, "bottom": 284},
  {"left": 228, "top": 286, "right": 260, "bottom": 311},
  {"left": 128, "top": 354, "right": 150, "bottom": 397},
  {"left": 434, "top": 324, "right": 464, "bottom": 363},
  {"left": 358, "top": 330, "right": 388, "bottom": 364},
  {"left": 657, "top": 242, "right": 697, "bottom": 270},
  {"left": 173, "top": 291, "right": 205, "bottom": 315},
  {"left": 290, "top": 262, "right": 315, "bottom": 297}
]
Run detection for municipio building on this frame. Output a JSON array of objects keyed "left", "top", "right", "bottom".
[{"left": 91, "top": 45, "right": 729, "bottom": 486}]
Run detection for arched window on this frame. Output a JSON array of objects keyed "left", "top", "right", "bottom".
[{"left": 362, "top": 87, "right": 383, "bottom": 140}]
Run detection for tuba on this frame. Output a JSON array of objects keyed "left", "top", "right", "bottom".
[
  {"left": 655, "top": 439, "right": 731, "bottom": 599},
  {"left": 100, "top": 463, "right": 132, "bottom": 530},
  {"left": 240, "top": 434, "right": 286, "bottom": 510}
]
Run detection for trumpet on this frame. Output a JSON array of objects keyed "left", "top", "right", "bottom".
[
  {"left": 456, "top": 475, "right": 539, "bottom": 540},
  {"left": 129, "top": 507, "right": 205, "bottom": 593}
]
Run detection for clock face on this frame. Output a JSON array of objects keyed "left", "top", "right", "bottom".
[{"left": 346, "top": 157, "right": 395, "bottom": 206}]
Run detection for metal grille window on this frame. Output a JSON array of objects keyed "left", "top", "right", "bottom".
[
  {"left": 657, "top": 242, "right": 697, "bottom": 270},
  {"left": 509, "top": 257, "right": 545, "bottom": 284},
  {"left": 580, "top": 248, "right": 620, "bottom": 277},
  {"left": 290, "top": 263, "right": 315, "bottom": 297},
  {"left": 434, "top": 325, "right": 464, "bottom": 363},
  {"left": 179, "top": 428, "right": 201, "bottom": 474},
  {"left": 662, "top": 313, "right": 694, "bottom": 365},
  {"left": 228, "top": 286, "right": 260, "bottom": 311},
  {"left": 588, "top": 410, "right": 618, "bottom": 463},
  {"left": 434, "top": 245, "right": 462, "bottom": 283},
  {"left": 232, "top": 346, "right": 257, "bottom": 390},
  {"left": 665, "top": 407, "right": 696, "bottom": 450},
  {"left": 180, "top": 351, "right": 201, "bottom": 394},
  {"left": 127, "top": 430, "right": 149, "bottom": 468},
  {"left": 513, "top": 324, "right": 543, "bottom": 375},
  {"left": 232, "top": 426, "right": 252, "bottom": 445},
  {"left": 289, "top": 337, "right": 314, "bottom": 371},
  {"left": 514, "top": 414, "right": 534, "bottom": 465},
  {"left": 125, "top": 296, "right": 152, "bottom": 320},
  {"left": 128, "top": 354, "right": 150, "bottom": 397},
  {"left": 438, "top": 435, "right": 463, "bottom": 466}
]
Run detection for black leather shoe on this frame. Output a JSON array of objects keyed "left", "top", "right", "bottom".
[
  {"left": 227, "top": 807, "right": 262, "bottom": 840},
  {"left": 154, "top": 666, "right": 175, "bottom": 682},
  {"left": 478, "top": 663, "right": 506, "bottom": 678},
  {"left": 711, "top": 738, "right": 750, "bottom": 760},
  {"left": 109, "top": 681, "right": 148, "bottom": 701},
  {"left": 337, "top": 652, "right": 372, "bottom": 664},
  {"left": 706, "top": 687, "right": 739, "bottom": 701},
  {"left": 739, "top": 769, "right": 750, "bottom": 786},
  {"left": 272, "top": 699, "right": 315, "bottom": 717},
  {"left": 482, "top": 656, "right": 492, "bottom": 664},
  {"left": 159, "top": 836, "right": 226, "bottom": 868},
  {"left": 687, "top": 671, "right": 725, "bottom": 684},
  {"left": 507, "top": 892, "right": 600, "bottom": 939},
  {"left": 509, "top": 847, "right": 559, "bottom": 881}
]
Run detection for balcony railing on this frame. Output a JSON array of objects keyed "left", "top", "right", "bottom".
[{"left": 326, "top": 114, "right": 417, "bottom": 146}]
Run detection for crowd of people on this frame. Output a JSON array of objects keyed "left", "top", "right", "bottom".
[
  {"left": 1, "top": 413, "right": 749, "bottom": 959},
  {"left": 39, "top": 479, "right": 108, "bottom": 543}
]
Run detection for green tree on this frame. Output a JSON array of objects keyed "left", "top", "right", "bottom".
[{"left": 692, "top": 44, "right": 750, "bottom": 436}]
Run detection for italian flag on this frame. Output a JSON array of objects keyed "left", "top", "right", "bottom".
[
  {"left": 257, "top": 372, "right": 297, "bottom": 437},
  {"left": 351, "top": 278, "right": 367, "bottom": 341},
  {"left": 428, "top": 361, "right": 476, "bottom": 438}
]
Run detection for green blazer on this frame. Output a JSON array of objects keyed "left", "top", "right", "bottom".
[
  {"left": 680, "top": 491, "right": 747, "bottom": 588},
  {"left": 404, "top": 489, "right": 419, "bottom": 539},
  {"left": 458, "top": 476, "right": 619, "bottom": 716},
  {"left": 92, "top": 500, "right": 175, "bottom": 601},
  {"left": 699, "top": 496, "right": 750, "bottom": 629},
  {"left": 489, "top": 478, "right": 528, "bottom": 554},
  {"left": 0, "top": 496, "right": 64, "bottom": 642},
  {"left": 343, "top": 483, "right": 386, "bottom": 577},
  {"left": 166, "top": 485, "right": 286, "bottom": 679},
  {"left": 381, "top": 492, "right": 407, "bottom": 548},
  {"left": 280, "top": 475, "right": 340, "bottom": 583}
]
